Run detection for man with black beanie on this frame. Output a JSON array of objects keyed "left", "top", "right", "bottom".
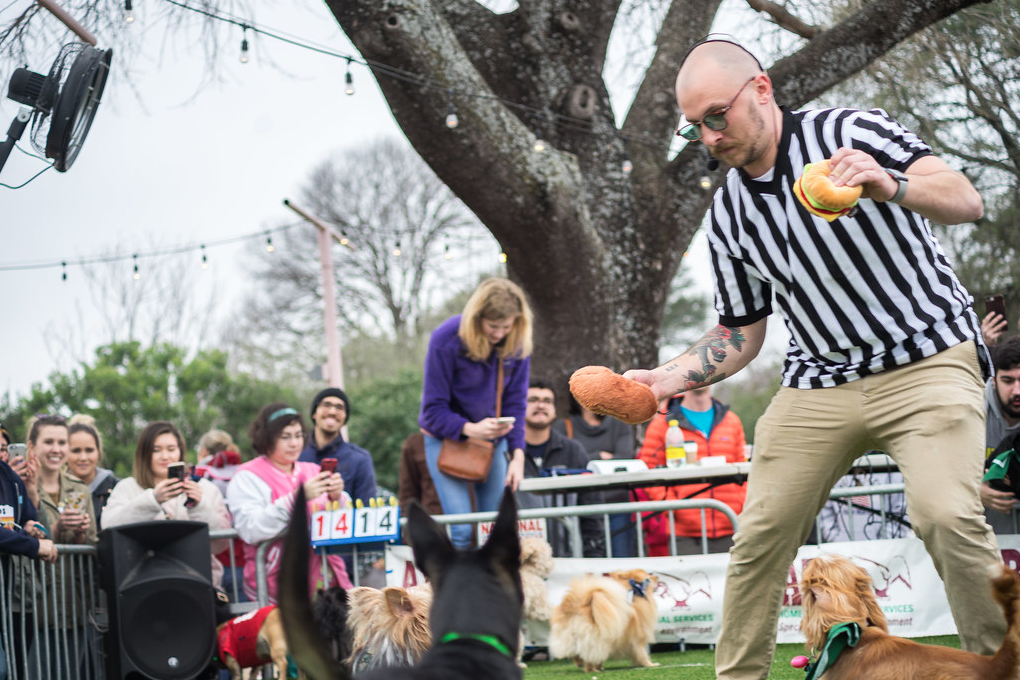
[{"left": 299, "top": 387, "right": 377, "bottom": 505}]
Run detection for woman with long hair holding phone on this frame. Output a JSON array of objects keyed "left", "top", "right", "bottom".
[
  {"left": 418, "top": 278, "right": 532, "bottom": 549},
  {"left": 103, "top": 421, "right": 230, "bottom": 586}
]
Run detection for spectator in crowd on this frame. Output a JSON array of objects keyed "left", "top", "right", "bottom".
[
  {"left": 103, "top": 421, "right": 231, "bottom": 587},
  {"left": 29, "top": 414, "right": 97, "bottom": 678},
  {"left": 555, "top": 391, "right": 636, "bottom": 556},
  {"left": 1, "top": 450, "right": 56, "bottom": 680},
  {"left": 1, "top": 422, "right": 9, "bottom": 462},
  {"left": 193, "top": 428, "right": 248, "bottom": 602},
  {"left": 227, "top": 403, "right": 352, "bottom": 603},
  {"left": 419, "top": 278, "right": 531, "bottom": 549},
  {"left": 624, "top": 37, "right": 1002, "bottom": 678},
  {"left": 66, "top": 415, "right": 119, "bottom": 523},
  {"left": 516, "top": 380, "right": 605, "bottom": 557},
  {"left": 636, "top": 386, "right": 747, "bottom": 555},
  {"left": 299, "top": 388, "right": 377, "bottom": 505},
  {"left": 397, "top": 432, "right": 444, "bottom": 516},
  {"left": 195, "top": 429, "right": 243, "bottom": 495},
  {"left": 981, "top": 336, "right": 1020, "bottom": 532}
]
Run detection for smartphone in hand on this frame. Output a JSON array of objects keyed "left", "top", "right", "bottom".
[
  {"left": 320, "top": 458, "right": 337, "bottom": 474},
  {"left": 167, "top": 462, "right": 187, "bottom": 483},
  {"left": 986, "top": 294, "right": 1007, "bottom": 321},
  {"left": 495, "top": 417, "right": 516, "bottom": 425}
]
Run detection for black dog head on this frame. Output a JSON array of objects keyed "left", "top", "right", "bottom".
[
  {"left": 280, "top": 487, "right": 523, "bottom": 680},
  {"left": 407, "top": 489, "right": 523, "bottom": 655}
]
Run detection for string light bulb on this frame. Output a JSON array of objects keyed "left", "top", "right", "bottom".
[
  {"left": 533, "top": 113, "right": 547, "bottom": 152},
  {"left": 444, "top": 243, "right": 452, "bottom": 260},
  {"left": 499, "top": 250, "right": 508, "bottom": 263},
  {"left": 392, "top": 240, "right": 402, "bottom": 257},
  {"left": 201, "top": 244, "right": 209, "bottom": 270},
  {"left": 700, "top": 175, "right": 712, "bottom": 190},
  {"left": 266, "top": 233, "right": 275, "bottom": 253},
  {"left": 344, "top": 59, "right": 355, "bottom": 95},
  {"left": 340, "top": 230, "right": 349, "bottom": 246},
  {"left": 534, "top": 137, "right": 546, "bottom": 152},
  {"left": 132, "top": 254, "right": 140, "bottom": 280},
  {"left": 622, "top": 155, "right": 633, "bottom": 174},
  {"left": 124, "top": 0, "right": 134, "bottom": 24},
  {"left": 61, "top": 261, "right": 67, "bottom": 281},
  {"left": 445, "top": 104, "right": 458, "bottom": 129},
  {"left": 240, "top": 28, "right": 250, "bottom": 64}
]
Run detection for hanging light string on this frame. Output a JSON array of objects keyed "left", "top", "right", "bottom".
[
  {"left": 0, "top": 221, "right": 304, "bottom": 273},
  {"left": 154, "top": 0, "right": 686, "bottom": 158}
]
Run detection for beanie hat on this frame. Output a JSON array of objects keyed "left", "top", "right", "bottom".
[{"left": 311, "top": 387, "right": 351, "bottom": 424}]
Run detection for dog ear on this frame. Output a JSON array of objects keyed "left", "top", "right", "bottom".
[
  {"left": 480, "top": 489, "right": 521, "bottom": 576},
  {"left": 278, "top": 486, "right": 347, "bottom": 680},
  {"left": 407, "top": 500, "right": 455, "bottom": 582}
]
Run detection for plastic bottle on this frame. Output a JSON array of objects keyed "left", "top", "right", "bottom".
[{"left": 665, "top": 420, "right": 686, "bottom": 468}]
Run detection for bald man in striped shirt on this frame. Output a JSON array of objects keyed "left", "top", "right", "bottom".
[{"left": 626, "top": 37, "right": 1002, "bottom": 680}]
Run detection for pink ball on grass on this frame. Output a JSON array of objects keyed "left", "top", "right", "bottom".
[{"left": 791, "top": 655, "right": 809, "bottom": 669}]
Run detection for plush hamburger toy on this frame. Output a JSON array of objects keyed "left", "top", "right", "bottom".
[
  {"left": 569, "top": 366, "right": 659, "bottom": 425},
  {"left": 794, "top": 159, "right": 863, "bottom": 222}
]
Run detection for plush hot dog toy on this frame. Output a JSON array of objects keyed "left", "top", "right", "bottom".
[
  {"left": 569, "top": 366, "right": 659, "bottom": 425},
  {"left": 794, "top": 159, "right": 862, "bottom": 222}
]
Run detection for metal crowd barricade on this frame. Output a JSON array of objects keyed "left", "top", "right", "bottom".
[
  {"left": 0, "top": 481, "right": 912, "bottom": 680},
  {"left": 0, "top": 546, "right": 103, "bottom": 680}
]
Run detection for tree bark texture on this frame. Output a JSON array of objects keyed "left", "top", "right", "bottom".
[{"left": 326, "top": 0, "right": 990, "bottom": 389}]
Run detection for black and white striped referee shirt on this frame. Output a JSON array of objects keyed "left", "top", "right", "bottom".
[{"left": 707, "top": 107, "right": 988, "bottom": 389}]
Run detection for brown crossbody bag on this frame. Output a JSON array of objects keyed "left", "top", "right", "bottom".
[{"left": 437, "top": 359, "right": 505, "bottom": 482}]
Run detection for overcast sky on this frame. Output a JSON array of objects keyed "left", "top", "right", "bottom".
[{"left": 1, "top": 0, "right": 406, "bottom": 399}]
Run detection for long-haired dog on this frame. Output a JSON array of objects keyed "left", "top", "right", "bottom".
[
  {"left": 279, "top": 487, "right": 523, "bottom": 680},
  {"left": 548, "top": 568, "right": 660, "bottom": 672},
  {"left": 800, "top": 553, "right": 1020, "bottom": 680},
  {"left": 520, "top": 537, "right": 554, "bottom": 622},
  {"left": 346, "top": 585, "right": 433, "bottom": 673}
]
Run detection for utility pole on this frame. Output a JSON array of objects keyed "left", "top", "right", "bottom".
[{"left": 283, "top": 199, "right": 354, "bottom": 389}]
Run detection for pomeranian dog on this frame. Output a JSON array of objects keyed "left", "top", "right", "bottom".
[
  {"left": 346, "top": 585, "right": 433, "bottom": 674},
  {"left": 549, "top": 568, "right": 660, "bottom": 672},
  {"left": 800, "top": 553, "right": 1020, "bottom": 680}
]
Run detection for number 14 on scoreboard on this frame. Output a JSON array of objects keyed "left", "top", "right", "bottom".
[{"left": 311, "top": 497, "right": 401, "bottom": 546}]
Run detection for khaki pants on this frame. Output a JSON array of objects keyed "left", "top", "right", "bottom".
[{"left": 715, "top": 341, "right": 1005, "bottom": 679}]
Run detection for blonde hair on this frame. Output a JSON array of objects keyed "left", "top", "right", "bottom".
[
  {"left": 198, "top": 429, "right": 235, "bottom": 456},
  {"left": 458, "top": 278, "right": 533, "bottom": 362}
]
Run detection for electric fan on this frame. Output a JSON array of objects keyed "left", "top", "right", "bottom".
[{"left": 0, "top": 41, "right": 112, "bottom": 176}]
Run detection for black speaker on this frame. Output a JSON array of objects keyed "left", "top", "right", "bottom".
[{"left": 98, "top": 521, "right": 216, "bottom": 680}]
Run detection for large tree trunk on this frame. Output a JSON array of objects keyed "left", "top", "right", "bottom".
[{"left": 327, "top": 0, "right": 990, "bottom": 388}]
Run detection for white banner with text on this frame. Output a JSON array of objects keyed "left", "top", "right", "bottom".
[{"left": 386, "top": 534, "right": 1020, "bottom": 644}]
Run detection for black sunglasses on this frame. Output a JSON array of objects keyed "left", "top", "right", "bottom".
[{"left": 676, "top": 76, "right": 757, "bottom": 141}]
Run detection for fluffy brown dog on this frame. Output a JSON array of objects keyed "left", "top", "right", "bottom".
[
  {"left": 216, "top": 605, "right": 294, "bottom": 680},
  {"left": 549, "top": 568, "right": 660, "bottom": 672},
  {"left": 520, "top": 537, "right": 554, "bottom": 622},
  {"left": 799, "top": 553, "right": 1020, "bottom": 680},
  {"left": 346, "top": 585, "right": 433, "bottom": 674}
]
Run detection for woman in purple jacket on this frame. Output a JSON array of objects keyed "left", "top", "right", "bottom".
[{"left": 418, "top": 278, "right": 532, "bottom": 548}]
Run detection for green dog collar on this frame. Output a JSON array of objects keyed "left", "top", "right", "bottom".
[{"left": 439, "top": 632, "right": 513, "bottom": 658}]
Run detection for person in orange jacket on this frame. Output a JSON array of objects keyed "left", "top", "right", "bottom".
[{"left": 637, "top": 386, "right": 747, "bottom": 555}]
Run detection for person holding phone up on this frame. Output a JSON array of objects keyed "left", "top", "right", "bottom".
[
  {"left": 981, "top": 294, "right": 1013, "bottom": 346},
  {"left": 103, "top": 421, "right": 231, "bottom": 587},
  {"left": 227, "top": 403, "right": 353, "bottom": 603}
]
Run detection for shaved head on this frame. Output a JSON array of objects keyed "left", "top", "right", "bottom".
[
  {"left": 676, "top": 41, "right": 763, "bottom": 106},
  {"left": 673, "top": 40, "right": 780, "bottom": 177}
]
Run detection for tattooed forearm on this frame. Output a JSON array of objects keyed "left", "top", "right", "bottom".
[{"left": 674, "top": 325, "right": 746, "bottom": 388}]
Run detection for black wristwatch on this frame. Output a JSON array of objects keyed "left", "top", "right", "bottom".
[{"left": 885, "top": 168, "right": 908, "bottom": 204}]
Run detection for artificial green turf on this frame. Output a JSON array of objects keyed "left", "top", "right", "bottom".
[{"left": 522, "top": 636, "right": 960, "bottom": 679}]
